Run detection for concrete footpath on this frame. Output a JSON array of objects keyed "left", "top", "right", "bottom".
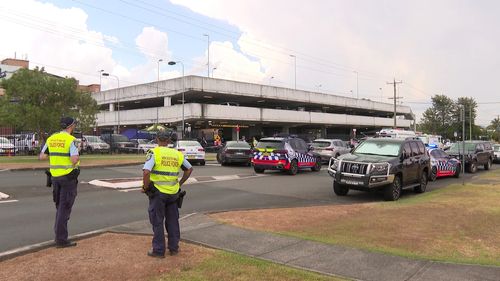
[{"left": 112, "top": 213, "right": 500, "bottom": 281}]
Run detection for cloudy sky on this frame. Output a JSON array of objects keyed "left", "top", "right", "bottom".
[{"left": 1, "top": 0, "right": 499, "bottom": 125}]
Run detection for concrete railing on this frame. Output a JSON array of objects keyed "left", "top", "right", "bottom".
[{"left": 97, "top": 103, "right": 411, "bottom": 128}]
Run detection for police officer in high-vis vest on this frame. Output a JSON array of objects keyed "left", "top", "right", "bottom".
[
  {"left": 142, "top": 130, "right": 193, "bottom": 258},
  {"left": 39, "top": 117, "right": 80, "bottom": 248}
]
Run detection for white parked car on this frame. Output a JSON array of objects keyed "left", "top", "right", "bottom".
[
  {"left": 493, "top": 144, "right": 500, "bottom": 163},
  {"left": 174, "top": 140, "right": 205, "bottom": 165},
  {"left": 0, "top": 137, "right": 16, "bottom": 155},
  {"left": 311, "top": 139, "right": 351, "bottom": 163},
  {"left": 82, "top": 135, "right": 110, "bottom": 154},
  {"left": 132, "top": 139, "right": 158, "bottom": 153}
]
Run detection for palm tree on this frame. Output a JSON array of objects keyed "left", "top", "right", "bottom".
[{"left": 488, "top": 117, "right": 500, "bottom": 131}]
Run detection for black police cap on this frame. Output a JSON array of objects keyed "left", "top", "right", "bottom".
[{"left": 60, "top": 117, "right": 77, "bottom": 129}]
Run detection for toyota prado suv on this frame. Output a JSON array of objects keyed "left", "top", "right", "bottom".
[{"left": 327, "top": 137, "right": 430, "bottom": 201}]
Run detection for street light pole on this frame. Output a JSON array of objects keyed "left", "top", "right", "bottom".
[
  {"left": 353, "top": 71, "right": 359, "bottom": 99},
  {"left": 102, "top": 73, "right": 120, "bottom": 133},
  {"left": 203, "top": 34, "right": 210, "bottom": 77},
  {"left": 289, "top": 54, "right": 296, "bottom": 90},
  {"left": 98, "top": 69, "right": 104, "bottom": 90},
  {"left": 168, "top": 61, "right": 185, "bottom": 139},
  {"left": 157, "top": 59, "right": 163, "bottom": 125}
]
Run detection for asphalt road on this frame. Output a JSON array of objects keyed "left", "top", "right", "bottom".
[{"left": 0, "top": 163, "right": 496, "bottom": 253}]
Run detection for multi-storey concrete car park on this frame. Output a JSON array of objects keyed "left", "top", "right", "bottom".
[{"left": 93, "top": 76, "right": 415, "bottom": 141}]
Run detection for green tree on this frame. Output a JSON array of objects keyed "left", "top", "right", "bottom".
[
  {"left": 454, "top": 97, "right": 479, "bottom": 140},
  {"left": 419, "top": 95, "right": 455, "bottom": 138},
  {"left": 487, "top": 116, "right": 500, "bottom": 141},
  {"left": 0, "top": 67, "right": 98, "bottom": 141}
]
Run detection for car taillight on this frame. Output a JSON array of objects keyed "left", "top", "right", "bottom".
[
  {"left": 178, "top": 148, "right": 185, "bottom": 151},
  {"left": 198, "top": 148, "right": 205, "bottom": 152}
]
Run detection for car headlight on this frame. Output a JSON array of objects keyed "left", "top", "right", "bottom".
[{"left": 370, "top": 163, "right": 389, "bottom": 175}]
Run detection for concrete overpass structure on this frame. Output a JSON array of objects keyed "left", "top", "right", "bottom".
[{"left": 93, "top": 76, "right": 415, "bottom": 141}]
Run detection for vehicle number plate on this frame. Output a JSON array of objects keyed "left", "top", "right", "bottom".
[{"left": 235, "top": 152, "right": 244, "bottom": 155}]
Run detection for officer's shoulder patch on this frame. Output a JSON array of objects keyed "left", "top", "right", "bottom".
[{"left": 146, "top": 151, "right": 153, "bottom": 161}]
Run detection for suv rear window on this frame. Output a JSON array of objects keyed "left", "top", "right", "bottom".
[
  {"left": 256, "top": 140, "right": 284, "bottom": 150},
  {"left": 312, "top": 141, "right": 331, "bottom": 148},
  {"left": 410, "top": 142, "right": 420, "bottom": 156}
]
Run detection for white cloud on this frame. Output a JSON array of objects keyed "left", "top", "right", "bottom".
[
  {"left": 171, "top": 0, "right": 500, "bottom": 125},
  {"left": 134, "top": 26, "right": 171, "bottom": 61},
  {"left": 0, "top": 0, "right": 121, "bottom": 86}
]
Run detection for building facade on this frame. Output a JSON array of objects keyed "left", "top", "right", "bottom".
[{"left": 93, "top": 76, "right": 415, "bottom": 142}]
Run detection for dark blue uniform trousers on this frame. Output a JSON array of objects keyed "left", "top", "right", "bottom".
[
  {"left": 52, "top": 176, "right": 78, "bottom": 244},
  {"left": 148, "top": 191, "right": 180, "bottom": 255}
]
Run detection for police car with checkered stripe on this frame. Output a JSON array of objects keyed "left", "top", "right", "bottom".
[
  {"left": 252, "top": 136, "right": 321, "bottom": 175},
  {"left": 428, "top": 146, "right": 461, "bottom": 181}
]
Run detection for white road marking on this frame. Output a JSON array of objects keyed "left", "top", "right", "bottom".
[
  {"left": 0, "top": 169, "right": 9, "bottom": 173},
  {"left": 118, "top": 174, "right": 268, "bottom": 192},
  {"left": 0, "top": 192, "right": 10, "bottom": 200},
  {"left": 179, "top": 212, "right": 197, "bottom": 221},
  {"left": 0, "top": 200, "right": 18, "bottom": 204}
]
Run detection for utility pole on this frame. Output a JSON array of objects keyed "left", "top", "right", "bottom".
[
  {"left": 469, "top": 107, "right": 472, "bottom": 140},
  {"left": 461, "top": 106, "right": 465, "bottom": 185},
  {"left": 387, "top": 78, "right": 403, "bottom": 129}
]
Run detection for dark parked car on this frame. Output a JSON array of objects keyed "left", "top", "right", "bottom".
[
  {"left": 217, "top": 141, "right": 253, "bottom": 166},
  {"left": 101, "top": 134, "right": 136, "bottom": 153},
  {"left": 327, "top": 138, "right": 430, "bottom": 201},
  {"left": 447, "top": 141, "right": 494, "bottom": 173}
]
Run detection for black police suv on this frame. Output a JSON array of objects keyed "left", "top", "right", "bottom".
[
  {"left": 327, "top": 137, "right": 431, "bottom": 201},
  {"left": 447, "top": 141, "right": 494, "bottom": 173}
]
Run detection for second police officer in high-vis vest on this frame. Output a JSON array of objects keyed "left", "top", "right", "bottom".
[
  {"left": 142, "top": 130, "right": 193, "bottom": 258},
  {"left": 39, "top": 117, "right": 80, "bottom": 248}
]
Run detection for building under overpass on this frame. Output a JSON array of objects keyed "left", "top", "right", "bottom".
[{"left": 93, "top": 76, "right": 415, "bottom": 142}]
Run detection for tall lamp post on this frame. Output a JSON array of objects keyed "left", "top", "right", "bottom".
[
  {"left": 102, "top": 72, "right": 120, "bottom": 133},
  {"left": 98, "top": 69, "right": 104, "bottom": 90},
  {"left": 168, "top": 61, "right": 185, "bottom": 138},
  {"left": 157, "top": 59, "right": 163, "bottom": 125},
  {"left": 203, "top": 34, "right": 210, "bottom": 77},
  {"left": 289, "top": 54, "right": 296, "bottom": 90}
]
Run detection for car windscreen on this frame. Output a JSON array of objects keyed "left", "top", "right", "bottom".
[
  {"left": 256, "top": 140, "right": 284, "bottom": 150},
  {"left": 226, "top": 141, "right": 250, "bottom": 148},
  {"left": 353, "top": 141, "right": 401, "bottom": 157},
  {"left": 312, "top": 141, "right": 331, "bottom": 148},
  {"left": 178, "top": 141, "right": 201, "bottom": 147},
  {"left": 449, "top": 142, "right": 476, "bottom": 153},
  {"left": 86, "top": 136, "right": 105, "bottom": 143}
]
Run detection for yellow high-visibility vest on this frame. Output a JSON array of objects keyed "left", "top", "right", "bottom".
[
  {"left": 150, "top": 146, "right": 184, "bottom": 194},
  {"left": 47, "top": 132, "right": 78, "bottom": 177}
]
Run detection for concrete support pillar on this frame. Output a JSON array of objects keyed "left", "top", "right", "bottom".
[
  {"left": 164, "top": 97, "right": 171, "bottom": 106},
  {"left": 109, "top": 103, "right": 115, "bottom": 112},
  {"left": 282, "top": 126, "right": 290, "bottom": 134}
]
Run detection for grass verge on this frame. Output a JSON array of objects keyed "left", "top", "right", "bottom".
[
  {"left": 157, "top": 250, "right": 346, "bottom": 281},
  {"left": 212, "top": 170, "right": 500, "bottom": 266}
]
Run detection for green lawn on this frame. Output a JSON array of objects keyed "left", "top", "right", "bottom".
[
  {"left": 213, "top": 170, "right": 500, "bottom": 266},
  {"left": 156, "top": 251, "right": 347, "bottom": 281}
]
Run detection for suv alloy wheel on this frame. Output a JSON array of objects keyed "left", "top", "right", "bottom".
[
  {"left": 333, "top": 181, "right": 349, "bottom": 196},
  {"left": 414, "top": 171, "right": 428, "bottom": 193},
  {"left": 384, "top": 175, "right": 402, "bottom": 201},
  {"left": 484, "top": 159, "right": 491, "bottom": 170},
  {"left": 430, "top": 166, "right": 437, "bottom": 181},
  {"left": 468, "top": 161, "right": 477, "bottom": 173}
]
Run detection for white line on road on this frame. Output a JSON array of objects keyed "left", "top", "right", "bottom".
[
  {"left": 0, "top": 200, "right": 18, "bottom": 204},
  {"left": 0, "top": 169, "right": 9, "bottom": 173},
  {"left": 179, "top": 212, "right": 197, "bottom": 221}
]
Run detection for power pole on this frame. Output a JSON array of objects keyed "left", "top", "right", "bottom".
[
  {"left": 469, "top": 107, "right": 472, "bottom": 140},
  {"left": 387, "top": 78, "right": 403, "bottom": 129},
  {"left": 461, "top": 106, "right": 465, "bottom": 185}
]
